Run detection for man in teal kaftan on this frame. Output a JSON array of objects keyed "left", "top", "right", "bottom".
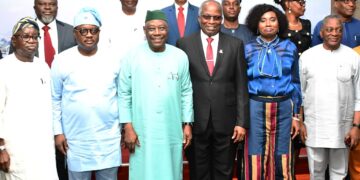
[{"left": 118, "top": 10, "right": 194, "bottom": 180}]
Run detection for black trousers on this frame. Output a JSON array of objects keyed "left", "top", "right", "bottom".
[
  {"left": 186, "top": 121, "right": 237, "bottom": 180},
  {"left": 56, "top": 149, "right": 68, "bottom": 180}
]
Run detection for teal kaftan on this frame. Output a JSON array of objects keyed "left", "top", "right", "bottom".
[{"left": 118, "top": 42, "right": 194, "bottom": 180}]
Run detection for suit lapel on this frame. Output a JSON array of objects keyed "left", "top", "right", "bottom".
[
  {"left": 212, "top": 33, "right": 224, "bottom": 77},
  {"left": 185, "top": 4, "right": 196, "bottom": 35},
  {"left": 169, "top": 5, "right": 180, "bottom": 38},
  {"left": 56, "top": 20, "right": 64, "bottom": 52},
  {"left": 194, "top": 33, "right": 210, "bottom": 76}
]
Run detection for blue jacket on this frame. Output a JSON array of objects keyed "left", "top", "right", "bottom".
[{"left": 162, "top": 3, "right": 201, "bottom": 46}]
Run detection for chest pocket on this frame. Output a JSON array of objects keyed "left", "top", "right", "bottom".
[{"left": 337, "top": 64, "right": 352, "bottom": 82}]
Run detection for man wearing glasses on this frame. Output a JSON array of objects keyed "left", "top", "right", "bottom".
[
  {"left": 177, "top": 0, "right": 249, "bottom": 179},
  {"left": 300, "top": 15, "right": 360, "bottom": 179},
  {"left": 51, "top": 7, "right": 121, "bottom": 180},
  {"left": 312, "top": 0, "right": 360, "bottom": 48},
  {"left": 0, "top": 17, "right": 58, "bottom": 179}
]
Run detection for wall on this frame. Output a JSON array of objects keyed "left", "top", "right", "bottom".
[{"left": 0, "top": 0, "right": 330, "bottom": 57}]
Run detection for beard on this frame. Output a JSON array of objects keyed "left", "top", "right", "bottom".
[{"left": 40, "top": 16, "right": 55, "bottom": 24}]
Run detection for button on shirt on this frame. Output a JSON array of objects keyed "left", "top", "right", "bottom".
[{"left": 300, "top": 44, "right": 360, "bottom": 148}]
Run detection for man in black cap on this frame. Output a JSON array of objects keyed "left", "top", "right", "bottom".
[{"left": 119, "top": 10, "right": 194, "bottom": 180}]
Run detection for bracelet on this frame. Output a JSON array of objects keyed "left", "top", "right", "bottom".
[
  {"left": 352, "top": 123, "right": 360, "bottom": 129},
  {"left": 292, "top": 117, "right": 300, "bottom": 121},
  {"left": 0, "top": 145, "right": 5, "bottom": 151}
]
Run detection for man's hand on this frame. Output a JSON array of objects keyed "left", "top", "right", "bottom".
[
  {"left": 183, "top": 124, "right": 192, "bottom": 149},
  {"left": 299, "top": 121, "right": 307, "bottom": 143},
  {"left": 0, "top": 150, "right": 10, "bottom": 173},
  {"left": 291, "top": 119, "right": 300, "bottom": 140},
  {"left": 123, "top": 123, "right": 140, "bottom": 153},
  {"left": 345, "top": 127, "right": 360, "bottom": 149},
  {"left": 232, "top": 126, "right": 246, "bottom": 143},
  {"left": 55, "top": 134, "right": 68, "bottom": 155}
]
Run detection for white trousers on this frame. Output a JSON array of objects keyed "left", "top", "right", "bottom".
[{"left": 306, "top": 147, "right": 349, "bottom": 180}]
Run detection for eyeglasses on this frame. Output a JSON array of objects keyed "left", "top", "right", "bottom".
[
  {"left": 14, "top": 34, "right": 40, "bottom": 42},
  {"left": 324, "top": 27, "right": 343, "bottom": 33},
  {"left": 337, "top": 0, "right": 356, "bottom": 4},
  {"left": 201, "top": 15, "right": 222, "bottom": 21},
  {"left": 292, "top": 0, "right": 306, "bottom": 6},
  {"left": 74, "top": 28, "right": 100, "bottom": 36}
]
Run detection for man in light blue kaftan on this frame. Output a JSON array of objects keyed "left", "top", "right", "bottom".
[
  {"left": 51, "top": 8, "right": 121, "bottom": 180},
  {"left": 118, "top": 10, "right": 194, "bottom": 180}
]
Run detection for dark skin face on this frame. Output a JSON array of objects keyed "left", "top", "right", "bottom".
[
  {"left": 175, "top": 0, "right": 187, "bottom": 6},
  {"left": 320, "top": 18, "right": 343, "bottom": 51},
  {"left": 222, "top": 0, "right": 241, "bottom": 22},
  {"left": 74, "top": 24, "right": 100, "bottom": 56},
  {"left": 120, "top": 0, "right": 138, "bottom": 15},
  {"left": 258, "top": 11, "right": 279, "bottom": 42},
  {"left": 11, "top": 27, "right": 39, "bottom": 62},
  {"left": 34, "top": 0, "right": 58, "bottom": 24},
  {"left": 143, "top": 19, "right": 168, "bottom": 52},
  {"left": 198, "top": 1, "right": 222, "bottom": 37},
  {"left": 286, "top": 0, "right": 306, "bottom": 17},
  {"left": 334, "top": 0, "right": 356, "bottom": 21}
]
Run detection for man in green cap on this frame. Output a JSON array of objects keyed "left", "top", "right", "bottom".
[{"left": 119, "top": 10, "right": 194, "bottom": 180}]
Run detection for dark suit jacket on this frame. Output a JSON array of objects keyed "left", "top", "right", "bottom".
[
  {"left": 162, "top": 3, "right": 200, "bottom": 46},
  {"left": 177, "top": 32, "right": 250, "bottom": 135},
  {"left": 55, "top": 20, "right": 77, "bottom": 54},
  {"left": 9, "top": 20, "right": 76, "bottom": 56}
]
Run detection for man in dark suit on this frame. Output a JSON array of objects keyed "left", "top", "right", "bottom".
[
  {"left": 34, "top": 0, "right": 76, "bottom": 179},
  {"left": 176, "top": 0, "right": 249, "bottom": 179},
  {"left": 162, "top": 0, "right": 200, "bottom": 46},
  {"left": 34, "top": 0, "right": 76, "bottom": 68}
]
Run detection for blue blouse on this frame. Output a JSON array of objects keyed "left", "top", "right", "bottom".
[{"left": 245, "top": 36, "right": 301, "bottom": 113}]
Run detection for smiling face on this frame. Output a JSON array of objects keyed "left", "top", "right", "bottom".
[
  {"left": 334, "top": 0, "right": 356, "bottom": 19},
  {"left": 258, "top": 11, "right": 279, "bottom": 42},
  {"left": 74, "top": 24, "right": 100, "bottom": 55},
  {"left": 34, "top": 0, "right": 58, "bottom": 24},
  {"left": 320, "top": 17, "right": 343, "bottom": 50},
  {"left": 222, "top": 0, "right": 241, "bottom": 22},
  {"left": 199, "top": 1, "right": 222, "bottom": 37},
  {"left": 12, "top": 27, "right": 39, "bottom": 59},
  {"left": 144, "top": 19, "right": 168, "bottom": 52}
]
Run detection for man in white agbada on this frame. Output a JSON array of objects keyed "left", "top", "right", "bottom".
[
  {"left": 51, "top": 8, "right": 121, "bottom": 180},
  {"left": 119, "top": 10, "right": 194, "bottom": 180},
  {"left": 299, "top": 15, "right": 360, "bottom": 180},
  {"left": 0, "top": 17, "right": 58, "bottom": 180}
]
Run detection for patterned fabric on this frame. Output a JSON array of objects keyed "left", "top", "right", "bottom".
[
  {"left": 244, "top": 98, "right": 294, "bottom": 180},
  {"left": 12, "top": 16, "right": 39, "bottom": 35}
]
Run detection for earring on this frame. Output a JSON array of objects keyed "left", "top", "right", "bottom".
[{"left": 288, "top": 8, "right": 292, "bottom": 14}]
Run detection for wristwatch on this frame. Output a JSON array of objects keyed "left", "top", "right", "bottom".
[
  {"left": 0, "top": 145, "right": 5, "bottom": 151},
  {"left": 352, "top": 123, "right": 360, "bottom": 129}
]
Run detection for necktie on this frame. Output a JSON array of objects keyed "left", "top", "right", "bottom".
[
  {"left": 177, "top": 6, "right": 185, "bottom": 37},
  {"left": 206, "top": 37, "right": 214, "bottom": 76},
  {"left": 42, "top": 25, "right": 55, "bottom": 67}
]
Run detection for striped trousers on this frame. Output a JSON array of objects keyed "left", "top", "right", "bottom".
[{"left": 244, "top": 97, "right": 294, "bottom": 180}]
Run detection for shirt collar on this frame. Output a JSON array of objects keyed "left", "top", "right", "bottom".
[{"left": 175, "top": 1, "right": 189, "bottom": 11}]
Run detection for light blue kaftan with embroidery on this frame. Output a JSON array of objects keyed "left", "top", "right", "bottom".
[{"left": 118, "top": 42, "right": 194, "bottom": 180}]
